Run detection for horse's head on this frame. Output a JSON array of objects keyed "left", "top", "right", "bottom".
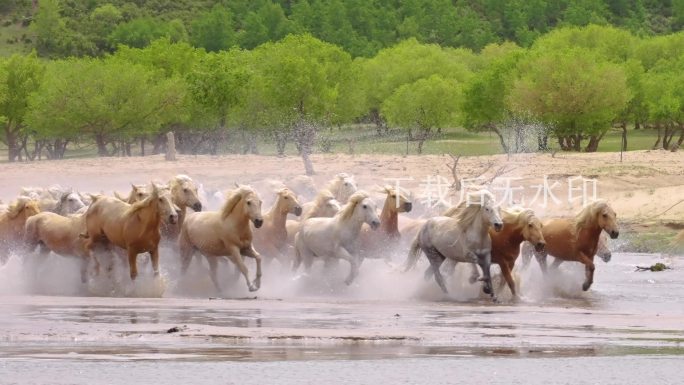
[
  {"left": 131, "top": 184, "right": 149, "bottom": 203},
  {"left": 597, "top": 203, "right": 619, "bottom": 239},
  {"left": 171, "top": 175, "right": 202, "bottom": 212},
  {"left": 149, "top": 184, "right": 178, "bottom": 225},
  {"left": 243, "top": 188, "right": 264, "bottom": 228},
  {"left": 334, "top": 173, "right": 357, "bottom": 203},
  {"left": 342, "top": 191, "right": 380, "bottom": 229},
  {"left": 520, "top": 210, "right": 545, "bottom": 252},
  {"left": 277, "top": 188, "right": 302, "bottom": 216},
  {"left": 8, "top": 197, "right": 41, "bottom": 220},
  {"left": 59, "top": 191, "right": 86, "bottom": 215},
  {"left": 384, "top": 185, "right": 412, "bottom": 213},
  {"left": 475, "top": 191, "right": 503, "bottom": 232},
  {"left": 323, "top": 198, "right": 341, "bottom": 217}
]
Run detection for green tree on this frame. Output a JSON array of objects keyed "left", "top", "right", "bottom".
[
  {"left": 239, "top": 1, "right": 294, "bottom": 49},
  {"left": 0, "top": 53, "right": 45, "bottom": 162},
  {"left": 641, "top": 57, "right": 684, "bottom": 150},
  {"left": 382, "top": 75, "right": 461, "bottom": 154},
  {"left": 110, "top": 18, "right": 188, "bottom": 49},
  {"left": 190, "top": 4, "right": 236, "bottom": 52},
  {"left": 508, "top": 48, "right": 631, "bottom": 152},
  {"left": 31, "top": 0, "right": 65, "bottom": 55},
  {"left": 26, "top": 57, "right": 185, "bottom": 157}
]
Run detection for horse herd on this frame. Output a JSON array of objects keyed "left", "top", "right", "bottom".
[{"left": 0, "top": 173, "right": 619, "bottom": 301}]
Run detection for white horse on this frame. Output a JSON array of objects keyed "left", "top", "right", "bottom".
[
  {"left": 300, "top": 173, "right": 357, "bottom": 218},
  {"left": 293, "top": 191, "right": 380, "bottom": 285},
  {"left": 404, "top": 190, "right": 503, "bottom": 299}
]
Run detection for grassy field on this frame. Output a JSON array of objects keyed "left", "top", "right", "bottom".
[{"left": 0, "top": 126, "right": 664, "bottom": 162}]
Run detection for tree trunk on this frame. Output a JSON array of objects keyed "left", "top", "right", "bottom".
[
  {"left": 275, "top": 131, "right": 287, "bottom": 156},
  {"left": 621, "top": 123, "right": 628, "bottom": 152},
  {"left": 653, "top": 124, "right": 662, "bottom": 149},
  {"left": 537, "top": 133, "right": 548, "bottom": 151},
  {"left": 140, "top": 137, "right": 145, "bottom": 156},
  {"left": 165, "top": 131, "right": 176, "bottom": 161},
  {"left": 585, "top": 135, "right": 601, "bottom": 152},
  {"left": 490, "top": 125, "right": 510, "bottom": 154},
  {"left": 95, "top": 133, "right": 108, "bottom": 156},
  {"left": 558, "top": 136, "right": 570, "bottom": 151},
  {"left": 5, "top": 124, "right": 19, "bottom": 162},
  {"left": 370, "top": 109, "right": 384, "bottom": 136}
]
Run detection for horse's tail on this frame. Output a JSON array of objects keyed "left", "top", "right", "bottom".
[
  {"left": 113, "top": 191, "right": 127, "bottom": 202},
  {"left": 403, "top": 232, "right": 422, "bottom": 272},
  {"left": 23, "top": 214, "right": 41, "bottom": 247}
]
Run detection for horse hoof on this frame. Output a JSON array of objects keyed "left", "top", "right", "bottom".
[
  {"left": 483, "top": 286, "right": 492, "bottom": 295},
  {"left": 248, "top": 285, "right": 258, "bottom": 292},
  {"left": 582, "top": 282, "right": 592, "bottom": 291}
]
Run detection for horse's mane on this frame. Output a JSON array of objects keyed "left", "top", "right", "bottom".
[
  {"left": 221, "top": 186, "right": 256, "bottom": 219},
  {"left": 6, "top": 197, "right": 36, "bottom": 219},
  {"left": 313, "top": 189, "right": 335, "bottom": 205},
  {"left": 574, "top": 199, "right": 611, "bottom": 230},
  {"left": 500, "top": 206, "right": 536, "bottom": 227},
  {"left": 170, "top": 174, "right": 193, "bottom": 189},
  {"left": 450, "top": 190, "right": 496, "bottom": 229},
  {"left": 336, "top": 191, "right": 369, "bottom": 221}
]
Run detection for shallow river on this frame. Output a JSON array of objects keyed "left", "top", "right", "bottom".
[{"left": 0, "top": 252, "right": 682, "bottom": 384}]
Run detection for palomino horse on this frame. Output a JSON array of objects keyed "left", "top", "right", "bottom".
[
  {"left": 286, "top": 189, "right": 341, "bottom": 245},
  {"left": 531, "top": 200, "right": 619, "bottom": 291},
  {"left": 358, "top": 185, "right": 412, "bottom": 260},
  {"left": 82, "top": 184, "right": 178, "bottom": 280},
  {"left": 300, "top": 173, "right": 356, "bottom": 218},
  {"left": 50, "top": 190, "right": 86, "bottom": 216},
  {"left": 179, "top": 185, "right": 264, "bottom": 292},
  {"left": 114, "top": 184, "right": 149, "bottom": 204},
  {"left": 404, "top": 190, "right": 503, "bottom": 299},
  {"left": 293, "top": 191, "right": 380, "bottom": 285},
  {"left": 163, "top": 175, "right": 203, "bottom": 239},
  {"left": 252, "top": 188, "right": 302, "bottom": 265},
  {"left": 25, "top": 212, "right": 93, "bottom": 283},
  {"left": 0, "top": 198, "right": 41, "bottom": 262},
  {"left": 520, "top": 230, "right": 612, "bottom": 271}
]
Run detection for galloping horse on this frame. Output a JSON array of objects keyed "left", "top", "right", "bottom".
[
  {"left": 163, "top": 175, "right": 203, "bottom": 239},
  {"left": 358, "top": 185, "right": 412, "bottom": 260},
  {"left": 114, "top": 184, "right": 149, "bottom": 204},
  {"left": 25, "top": 212, "right": 92, "bottom": 282},
  {"left": 404, "top": 190, "right": 503, "bottom": 299},
  {"left": 179, "top": 185, "right": 264, "bottom": 293},
  {"left": 252, "top": 188, "right": 302, "bottom": 265},
  {"left": 520, "top": 230, "right": 612, "bottom": 271},
  {"left": 533, "top": 200, "right": 619, "bottom": 291},
  {"left": 294, "top": 191, "right": 380, "bottom": 285},
  {"left": 300, "top": 173, "right": 356, "bottom": 218},
  {"left": 82, "top": 184, "right": 178, "bottom": 280},
  {"left": 0, "top": 198, "right": 41, "bottom": 262},
  {"left": 286, "top": 189, "right": 341, "bottom": 245}
]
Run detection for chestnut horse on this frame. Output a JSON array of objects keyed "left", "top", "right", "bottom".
[
  {"left": 0, "top": 198, "right": 41, "bottom": 262},
  {"left": 179, "top": 186, "right": 264, "bottom": 292},
  {"left": 82, "top": 184, "right": 178, "bottom": 280},
  {"left": 252, "top": 188, "right": 302, "bottom": 265},
  {"left": 358, "top": 185, "right": 412, "bottom": 260},
  {"left": 535, "top": 200, "right": 619, "bottom": 291}
]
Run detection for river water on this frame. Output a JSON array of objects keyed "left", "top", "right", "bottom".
[{"left": 0, "top": 252, "right": 682, "bottom": 384}]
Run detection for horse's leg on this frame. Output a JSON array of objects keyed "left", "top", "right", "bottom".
[
  {"left": 499, "top": 260, "right": 518, "bottom": 299},
  {"left": 178, "top": 227, "right": 194, "bottom": 275},
  {"left": 242, "top": 245, "right": 262, "bottom": 290},
  {"left": 424, "top": 248, "right": 447, "bottom": 293},
  {"left": 535, "top": 250, "right": 549, "bottom": 274},
  {"left": 468, "top": 263, "right": 480, "bottom": 284},
  {"left": 149, "top": 247, "right": 161, "bottom": 277},
  {"left": 477, "top": 251, "right": 495, "bottom": 299},
  {"left": 440, "top": 258, "right": 457, "bottom": 277},
  {"left": 127, "top": 249, "right": 139, "bottom": 281},
  {"left": 206, "top": 256, "right": 221, "bottom": 293},
  {"left": 226, "top": 249, "right": 257, "bottom": 292},
  {"left": 550, "top": 258, "right": 563, "bottom": 270},
  {"left": 334, "top": 247, "right": 360, "bottom": 285},
  {"left": 577, "top": 253, "right": 596, "bottom": 291}
]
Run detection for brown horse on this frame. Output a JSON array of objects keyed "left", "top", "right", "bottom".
[
  {"left": 490, "top": 208, "right": 545, "bottom": 297},
  {"left": 358, "top": 186, "right": 412, "bottom": 260},
  {"left": 536, "top": 200, "right": 619, "bottom": 291},
  {"left": 83, "top": 184, "right": 178, "bottom": 281},
  {"left": 0, "top": 198, "right": 41, "bottom": 262},
  {"left": 179, "top": 186, "right": 264, "bottom": 292},
  {"left": 24, "top": 212, "right": 94, "bottom": 283},
  {"left": 252, "top": 188, "right": 302, "bottom": 265}
]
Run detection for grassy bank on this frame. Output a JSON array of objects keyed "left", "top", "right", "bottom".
[{"left": 0, "top": 126, "right": 665, "bottom": 162}]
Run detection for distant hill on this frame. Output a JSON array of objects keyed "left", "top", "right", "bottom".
[{"left": 1, "top": 0, "right": 683, "bottom": 58}]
